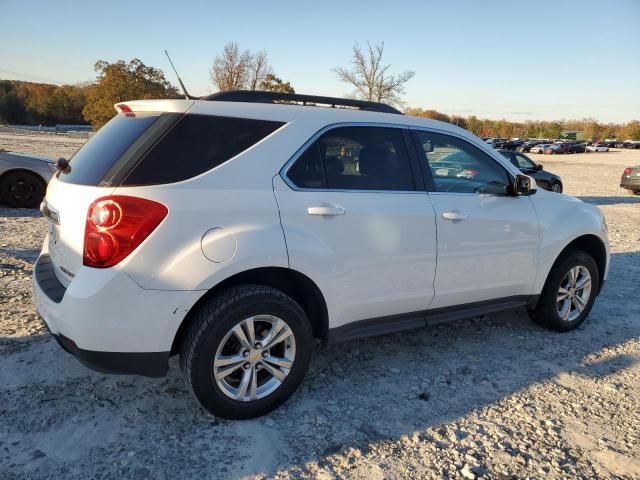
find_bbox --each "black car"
[567,142,587,153]
[518,140,543,153]
[498,150,563,192]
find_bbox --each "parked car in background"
[501,139,524,151]
[518,141,543,153]
[544,144,569,155]
[587,144,609,152]
[485,138,507,149]
[499,150,563,192]
[622,141,640,149]
[567,142,587,153]
[530,144,552,154]
[0,150,56,208]
[620,165,640,194]
[32,91,609,419]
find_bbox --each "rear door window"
[287,126,415,191]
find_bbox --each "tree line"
[405,108,640,141]
[1,41,638,140]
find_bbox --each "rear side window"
[60,113,161,185]
[287,126,415,191]
[122,115,284,185]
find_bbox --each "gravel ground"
[1,132,639,479]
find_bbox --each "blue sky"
[2,0,639,122]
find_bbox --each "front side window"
[287,126,414,191]
[513,153,537,169]
[414,131,511,195]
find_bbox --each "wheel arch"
[0,168,47,187]
[170,267,329,355]
[549,234,607,294]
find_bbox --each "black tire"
[528,250,599,332]
[549,182,563,193]
[180,285,313,419]
[0,171,45,208]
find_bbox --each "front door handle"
[307,204,346,216]
[442,211,468,221]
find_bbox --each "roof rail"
[202,90,402,115]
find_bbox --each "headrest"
[358,146,393,176]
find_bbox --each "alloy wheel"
[213,315,296,401]
[556,266,592,322]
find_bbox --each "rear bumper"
[620,177,640,190]
[52,332,169,377]
[33,247,199,377]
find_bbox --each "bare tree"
[333,42,414,106]
[210,42,252,91]
[247,50,273,91]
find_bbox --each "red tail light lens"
[83,195,168,268]
[624,168,632,175]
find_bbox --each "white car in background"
[586,144,609,152]
[32,91,610,419]
[0,150,56,207]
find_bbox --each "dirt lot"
[1,132,639,479]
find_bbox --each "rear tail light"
[83,195,168,268]
[623,168,632,175]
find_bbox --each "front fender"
[530,191,609,293]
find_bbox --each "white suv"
[33,91,609,419]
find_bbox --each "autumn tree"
[82,59,178,128]
[405,108,450,123]
[210,42,253,91]
[259,74,295,93]
[334,42,414,106]
[247,50,273,90]
[210,42,294,94]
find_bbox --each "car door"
[273,125,438,329]
[411,129,540,309]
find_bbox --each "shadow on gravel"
[1,253,638,479]
[578,195,640,205]
[0,246,40,264]
[0,206,42,218]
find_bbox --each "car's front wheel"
[180,285,313,419]
[528,250,599,332]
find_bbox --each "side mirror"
[56,157,70,174]
[535,163,543,171]
[510,174,536,196]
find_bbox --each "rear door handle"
[307,204,346,216]
[442,211,468,221]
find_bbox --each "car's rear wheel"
[0,171,45,208]
[528,250,599,332]
[180,285,313,419]
[550,182,563,193]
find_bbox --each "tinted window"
[414,131,510,194]
[122,115,284,185]
[287,144,325,188]
[59,113,161,185]
[288,126,414,191]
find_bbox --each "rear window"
[121,115,284,186]
[60,113,162,185]
[59,113,284,186]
